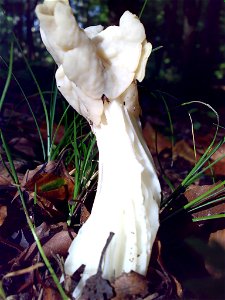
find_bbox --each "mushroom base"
[64,99,161,298]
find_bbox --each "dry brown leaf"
[185,183,225,220]
[9,137,36,158]
[15,228,76,263]
[143,294,159,300]
[0,175,11,186]
[209,229,225,249]
[210,144,225,175]
[173,135,225,176]
[40,122,65,145]
[205,229,225,279]
[148,239,183,299]
[40,230,76,258]
[143,122,171,154]
[4,262,44,278]
[80,273,114,300]
[80,233,115,300]
[43,287,62,300]
[173,140,198,164]
[185,183,224,202]
[13,161,75,218]
[43,230,74,258]
[0,160,24,183]
[80,205,90,224]
[34,194,66,219]
[0,205,7,226]
[111,271,149,300]
[24,161,74,202]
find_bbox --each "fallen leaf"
[24,161,74,202]
[173,140,198,164]
[143,294,159,300]
[80,233,115,300]
[64,265,85,295]
[23,229,76,261]
[81,273,114,300]
[185,183,225,221]
[111,271,149,300]
[210,144,225,175]
[149,239,183,299]
[0,160,25,183]
[0,205,7,226]
[9,137,36,158]
[205,229,225,278]
[13,160,75,219]
[209,229,225,249]
[40,122,65,145]
[4,262,44,278]
[143,122,171,154]
[80,205,90,224]
[0,175,11,186]
[11,225,76,266]
[43,287,62,300]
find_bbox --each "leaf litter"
[1,100,225,299]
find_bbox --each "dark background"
[0,3,225,298]
[0,0,225,109]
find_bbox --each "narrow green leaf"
[0,131,68,300]
[39,178,67,192]
[139,0,149,19]
[13,34,50,161]
[193,214,225,222]
[184,180,225,210]
[0,41,13,111]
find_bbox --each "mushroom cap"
[36,2,152,125]
[56,66,103,125]
[93,11,152,99]
[36,0,104,124]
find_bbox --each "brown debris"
[143,122,171,154]
[205,229,225,279]
[43,287,62,300]
[185,182,225,220]
[14,225,76,263]
[0,205,7,226]
[80,205,90,224]
[11,160,76,219]
[111,271,149,300]
[80,273,114,300]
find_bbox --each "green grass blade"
[183,138,225,187]
[51,121,74,161]
[0,280,6,300]
[180,101,219,185]
[184,180,225,210]
[13,34,50,160]
[0,130,19,184]
[161,136,224,211]
[50,85,58,143]
[193,214,225,222]
[139,0,149,19]
[81,136,96,179]
[0,41,13,112]
[160,93,175,161]
[177,135,223,190]
[188,113,197,163]
[185,147,225,186]
[49,103,70,160]
[189,194,225,213]
[0,58,46,160]
[152,46,163,53]
[0,131,69,300]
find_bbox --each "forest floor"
[0,87,225,300]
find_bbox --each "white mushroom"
[36,1,161,298]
